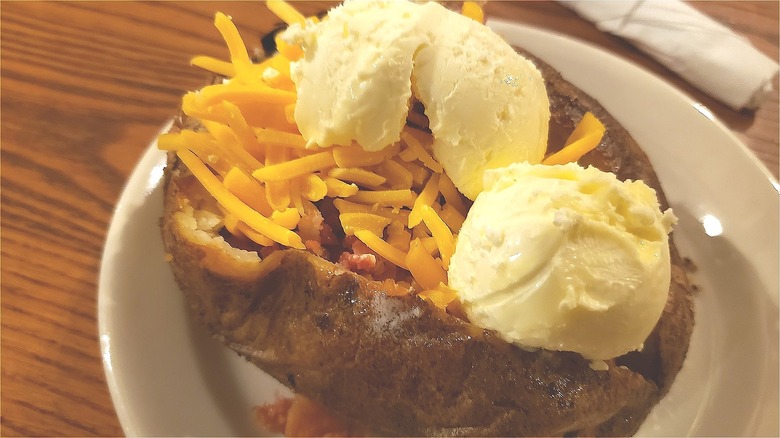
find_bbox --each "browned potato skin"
[161,52,695,436]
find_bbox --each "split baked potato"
[160,42,694,434]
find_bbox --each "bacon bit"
[254,397,293,434]
[338,252,377,272]
[255,395,361,437]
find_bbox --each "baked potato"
[160,2,694,436]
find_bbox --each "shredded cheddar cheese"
[374,159,413,189]
[328,168,386,188]
[191,55,235,77]
[401,128,442,173]
[177,150,304,249]
[223,167,273,215]
[162,0,606,314]
[267,0,307,26]
[252,151,337,182]
[408,174,440,228]
[355,230,408,269]
[324,177,359,198]
[543,112,606,165]
[420,205,455,268]
[340,212,392,237]
[298,174,326,201]
[461,1,484,23]
[406,238,447,290]
[418,284,459,310]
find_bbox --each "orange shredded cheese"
[223,167,273,215]
[327,168,386,188]
[339,212,392,237]
[542,112,606,165]
[254,128,307,150]
[266,0,307,26]
[398,146,418,162]
[264,143,292,211]
[161,4,607,314]
[406,238,447,290]
[420,236,439,254]
[236,221,276,246]
[298,174,327,201]
[332,199,409,224]
[386,220,412,252]
[418,284,459,310]
[373,159,414,189]
[323,177,359,198]
[401,128,442,173]
[439,204,466,233]
[275,33,304,61]
[349,189,416,208]
[460,1,484,23]
[437,173,468,216]
[214,12,253,79]
[222,211,241,234]
[354,230,408,269]
[408,174,440,228]
[420,205,456,268]
[252,151,337,182]
[332,145,393,168]
[191,55,235,77]
[271,208,301,229]
[177,150,304,249]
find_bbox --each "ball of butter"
[282,0,550,200]
[448,162,677,361]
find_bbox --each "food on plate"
[159,0,695,435]
[450,162,678,361]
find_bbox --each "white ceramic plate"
[99,21,780,436]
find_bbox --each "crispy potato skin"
[160,51,695,436]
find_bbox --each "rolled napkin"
[557,0,778,110]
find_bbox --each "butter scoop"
[449,162,677,360]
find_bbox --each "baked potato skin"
[163,205,657,436]
[162,172,685,436]
[160,50,695,436]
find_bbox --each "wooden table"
[2,1,777,436]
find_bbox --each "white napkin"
[558,0,778,110]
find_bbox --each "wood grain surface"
[1,1,777,436]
